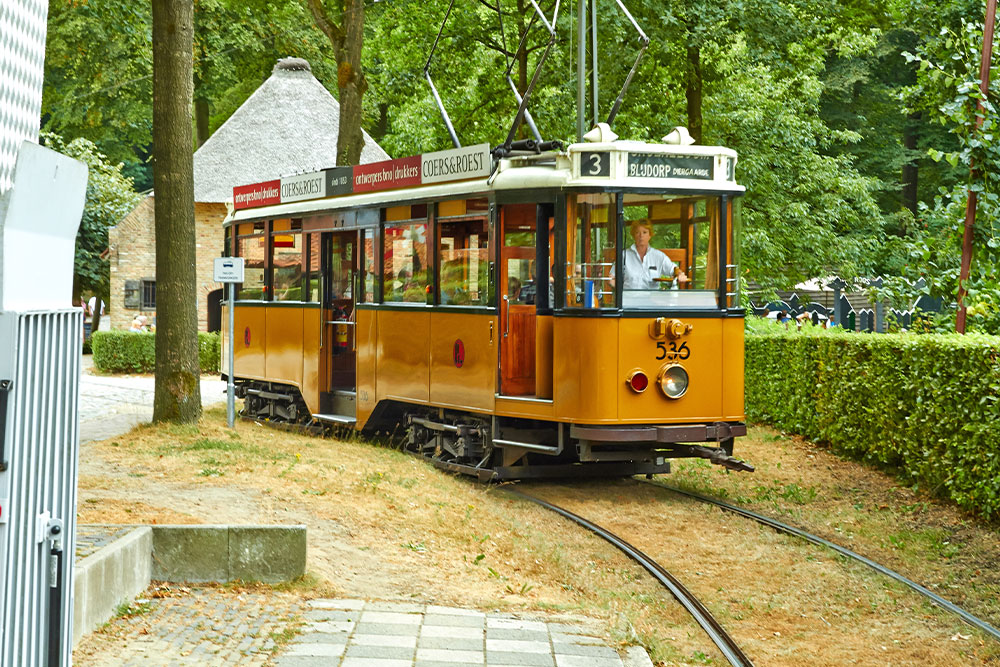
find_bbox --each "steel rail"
[506,488,754,667]
[646,481,1000,643]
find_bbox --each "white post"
[227,281,235,428]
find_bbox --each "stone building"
[108,58,389,331]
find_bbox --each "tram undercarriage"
[232,380,752,480]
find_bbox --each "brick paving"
[75,524,137,560]
[73,585,304,667]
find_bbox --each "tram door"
[499,203,552,397]
[323,230,358,415]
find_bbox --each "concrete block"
[229,525,306,583]
[151,525,229,583]
[72,527,153,646]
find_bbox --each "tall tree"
[304,0,367,165]
[152,0,201,423]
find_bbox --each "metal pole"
[591,0,599,126]
[227,281,235,427]
[577,0,586,141]
[956,0,996,333]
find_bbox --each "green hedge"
[92,331,220,374]
[746,322,1000,518]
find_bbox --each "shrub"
[92,331,221,375]
[746,325,1000,518]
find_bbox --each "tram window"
[236,231,266,300]
[361,229,376,304]
[566,193,617,309]
[383,221,430,303]
[306,232,321,302]
[272,219,303,302]
[438,217,489,306]
[620,193,723,309]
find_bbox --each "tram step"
[313,413,357,425]
[321,390,356,417]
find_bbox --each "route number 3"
[656,341,690,361]
[581,152,610,177]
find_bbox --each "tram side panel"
[376,310,431,404]
[616,317,724,424]
[551,318,620,422]
[233,305,267,381]
[264,307,304,393]
[355,308,378,425]
[721,317,745,421]
[301,306,323,414]
[428,313,496,413]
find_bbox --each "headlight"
[658,364,689,399]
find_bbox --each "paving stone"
[305,620,356,634]
[420,625,484,640]
[416,647,485,663]
[485,628,549,641]
[554,654,623,667]
[426,605,486,618]
[552,643,620,658]
[352,633,419,648]
[486,639,550,654]
[485,651,556,666]
[418,635,484,651]
[355,622,422,636]
[365,601,427,613]
[341,658,412,667]
[303,609,361,622]
[360,610,424,625]
[346,643,418,660]
[486,619,547,632]
[423,613,486,628]
[549,632,605,645]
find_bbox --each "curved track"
[506,488,754,667]
[645,481,1000,643]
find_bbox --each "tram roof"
[224,139,744,226]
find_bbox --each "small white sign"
[214,257,245,283]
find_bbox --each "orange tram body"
[221,135,750,480]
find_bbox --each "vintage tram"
[221,127,750,479]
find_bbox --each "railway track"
[641,479,1000,643]
[506,487,755,667]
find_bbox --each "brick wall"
[109,196,227,332]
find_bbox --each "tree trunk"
[152,0,202,423]
[685,43,703,144]
[336,0,366,166]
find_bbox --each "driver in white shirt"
[611,220,688,289]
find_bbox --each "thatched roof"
[193,58,390,203]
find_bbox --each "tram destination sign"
[233,144,492,211]
[627,153,714,181]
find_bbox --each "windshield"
[620,192,724,310]
[563,192,732,311]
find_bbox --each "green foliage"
[746,329,1000,518]
[92,331,220,374]
[41,133,140,303]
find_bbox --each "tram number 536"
[656,341,690,361]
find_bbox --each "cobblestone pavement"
[75,524,136,560]
[73,585,305,667]
[79,354,227,442]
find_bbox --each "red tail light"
[626,370,648,393]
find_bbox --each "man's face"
[632,226,651,247]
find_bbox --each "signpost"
[213,257,244,427]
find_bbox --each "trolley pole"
[956,0,996,334]
[214,257,244,427]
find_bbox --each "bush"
[746,324,1000,518]
[92,330,220,375]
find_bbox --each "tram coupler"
[684,445,755,472]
